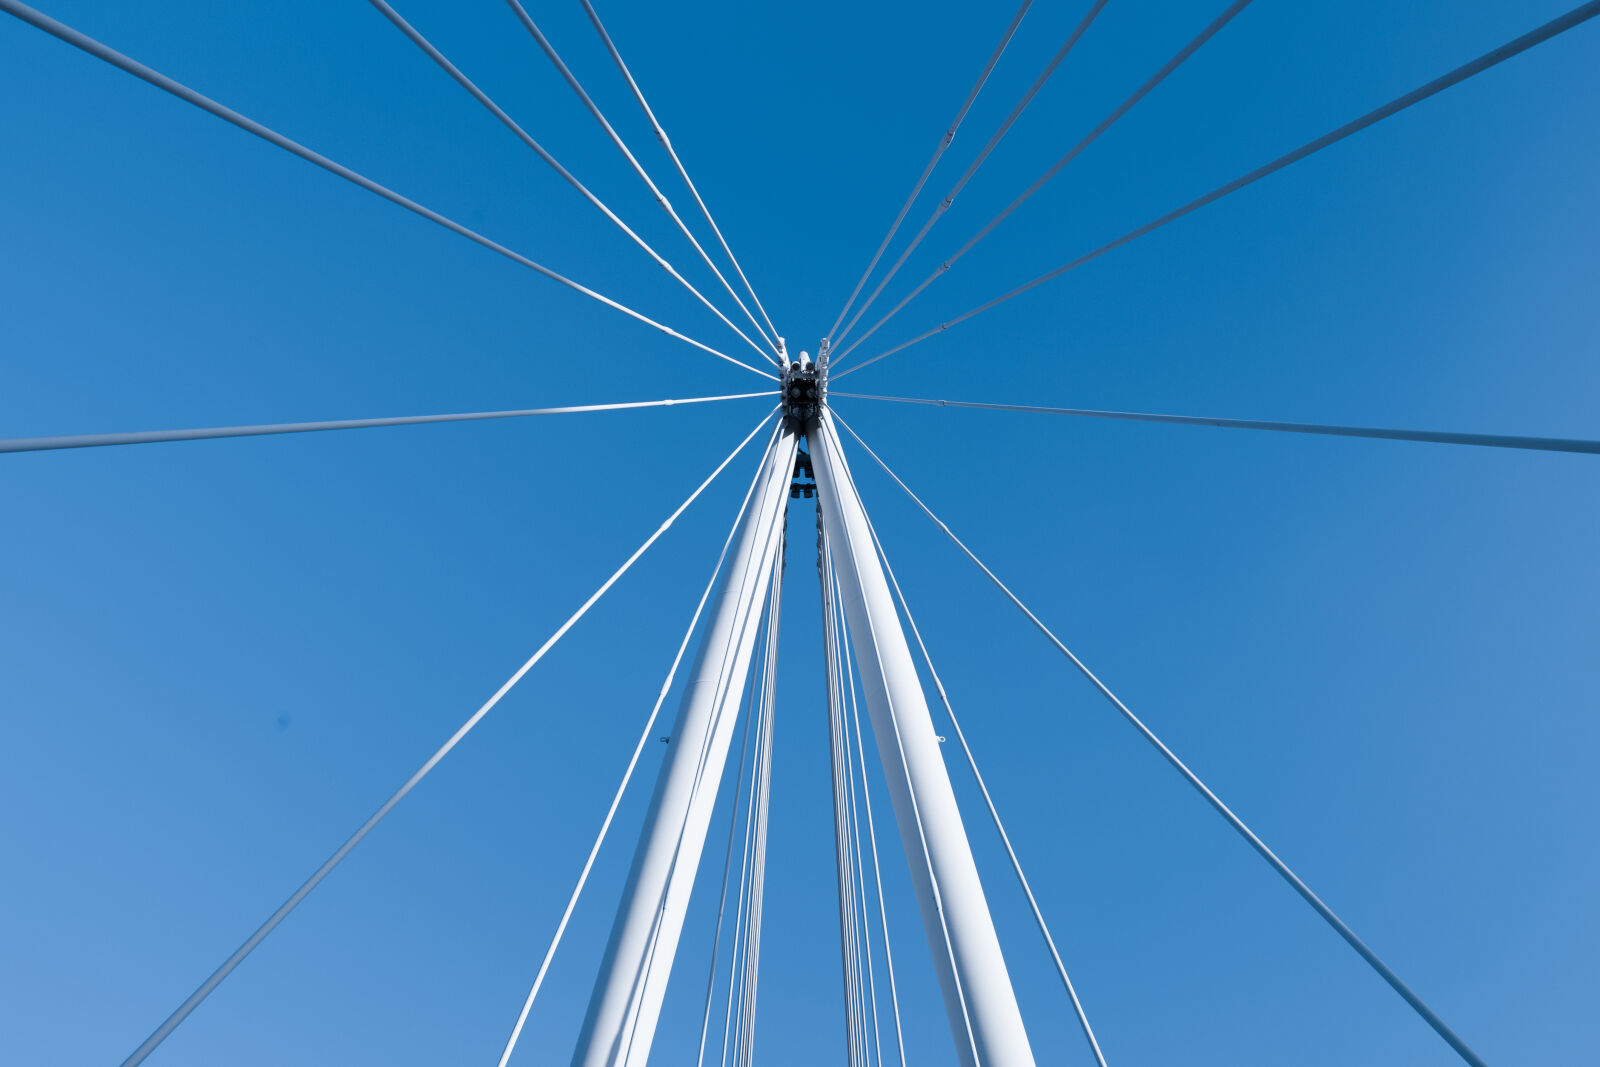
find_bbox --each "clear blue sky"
[3,1,1597,1063]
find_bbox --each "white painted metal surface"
[571,426,798,1067]
[810,411,1036,1067]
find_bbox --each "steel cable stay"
[839,586,910,1067]
[694,641,764,1067]
[368,0,774,365]
[822,546,872,1067]
[0,0,774,381]
[859,507,1108,1067]
[833,0,1600,382]
[110,409,778,1067]
[832,411,1490,1067]
[734,571,783,1066]
[830,392,1600,456]
[833,0,1253,364]
[577,0,781,346]
[832,563,891,1067]
[816,443,985,1067]
[831,0,1110,352]
[841,611,884,1067]
[492,418,781,1067]
[0,392,777,456]
[618,525,777,1067]
[827,0,1037,343]
[505,0,781,360]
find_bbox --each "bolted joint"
[780,348,825,434]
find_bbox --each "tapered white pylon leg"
[571,426,798,1067]
[811,410,1036,1067]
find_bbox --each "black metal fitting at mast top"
[780,355,823,434]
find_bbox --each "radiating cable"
[504,0,780,360]
[832,0,1109,350]
[368,0,773,364]
[494,419,781,1067]
[834,0,1600,380]
[827,0,1036,341]
[694,651,764,1067]
[113,409,777,1067]
[821,548,868,1067]
[577,0,781,344]
[0,0,772,380]
[861,508,1108,1067]
[831,392,1600,456]
[0,392,776,455]
[833,0,1251,363]
[837,569,909,1067]
[833,411,1489,1067]
[736,567,783,1066]
[820,424,982,1067]
[837,578,886,1067]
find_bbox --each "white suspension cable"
[830,392,1600,456]
[822,547,869,1067]
[577,0,781,344]
[0,392,776,455]
[113,409,777,1067]
[861,508,1108,1067]
[368,0,773,365]
[839,528,983,1067]
[619,456,787,1063]
[503,0,780,361]
[833,0,1600,381]
[833,0,1249,363]
[837,569,908,1067]
[494,419,782,1067]
[0,1,774,381]
[694,654,764,1067]
[836,570,886,1067]
[735,565,783,1067]
[719,679,765,1067]
[830,0,1110,352]
[833,411,1490,1067]
[827,0,1036,342]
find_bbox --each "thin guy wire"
[720,683,764,1067]
[695,645,764,1067]
[114,409,777,1067]
[494,419,781,1067]
[0,392,776,455]
[834,0,1600,381]
[827,0,1036,341]
[837,575,886,1067]
[833,0,1251,363]
[505,0,780,360]
[831,392,1600,456]
[577,0,781,344]
[833,411,1490,1067]
[818,416,982,1067]
[861,508,1108,1067]
[838,583,908,1067]
[737,567,784,1066]
[821,550,867,1067]
[722,599,774,1067]
[618,435,791,1066]
[0,0,772,381]
[369,0,773,364]
[831,0,1110,351]
[614,434,789,1067]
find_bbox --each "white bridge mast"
[571,422,798,1067]
[812,405,1036,1067]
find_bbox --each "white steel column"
[811,410,1036,1067]
[572,427,798,1067]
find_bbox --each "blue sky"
[2,0,1597,1063]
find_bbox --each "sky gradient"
[2,1,1598,1064]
